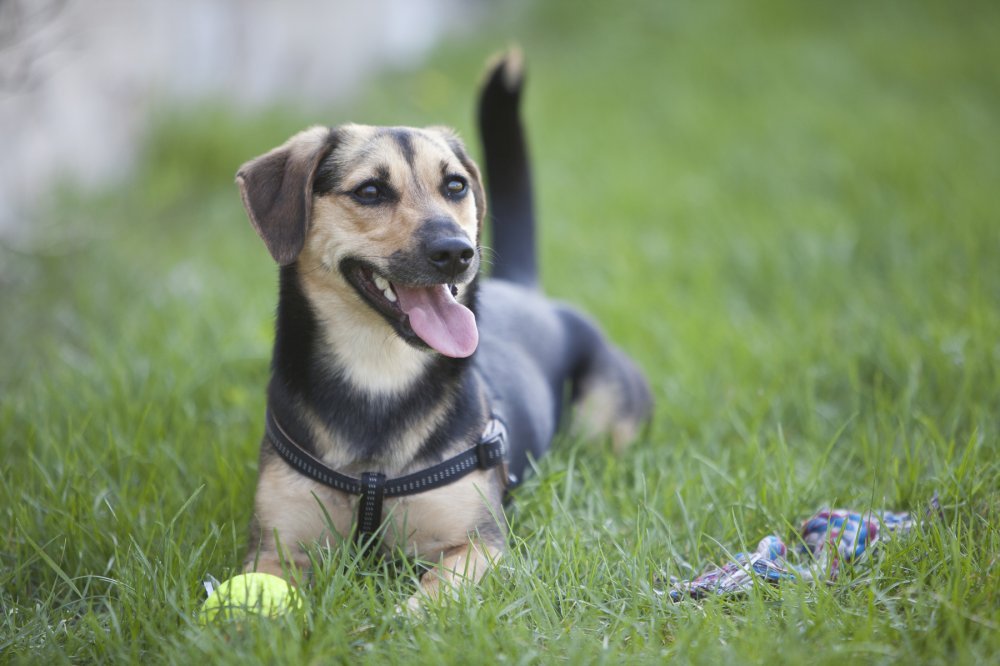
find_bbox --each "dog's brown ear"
[236,126,335,265]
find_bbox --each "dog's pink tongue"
[394,284,478,358]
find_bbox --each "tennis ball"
[199,573,302,624]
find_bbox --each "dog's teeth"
[383,286,397,302]
[374,275,389,291]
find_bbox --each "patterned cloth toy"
[669,496,938,601]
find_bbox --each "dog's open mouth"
[341,259,479,358]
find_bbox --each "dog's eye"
[443,176,468,199]
[354,182,382,202]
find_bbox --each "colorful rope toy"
[669,495,940,601]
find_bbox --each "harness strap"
[264,409,507,543]
[357,472,386,540]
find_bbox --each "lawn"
[2,0,999,663]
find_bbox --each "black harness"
[264,409,508,543]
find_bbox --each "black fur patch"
[268,265,487,465]
[412,378,487,463]
[384,128,416,168]
[312,129,344,196]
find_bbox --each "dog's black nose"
[426,237,475,277]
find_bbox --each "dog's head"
[237,124,485,358]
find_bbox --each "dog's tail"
[478,48,538,288]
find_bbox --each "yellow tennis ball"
[199,573,302,624]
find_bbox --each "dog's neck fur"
[267,264,486,473]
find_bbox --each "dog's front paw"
[392,591,430,618]
[404,592,427,614]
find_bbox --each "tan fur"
[380,469,502,556]
[247,457,354,576]
[297,239,432,397]
[247,455,503,586]
[573,378,642,453]
[406,540,503,611]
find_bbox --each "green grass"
[3,0,999,662]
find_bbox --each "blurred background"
[0,0,480,240]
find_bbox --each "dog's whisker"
[475,246,498,270]
[298,263,330,277]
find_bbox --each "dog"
[235,52,652,608]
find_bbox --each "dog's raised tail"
[478,49,538,288]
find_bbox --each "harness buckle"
[477,418,507,469]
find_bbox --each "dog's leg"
[243,508,313,581]
[243,452,353,581]
[406,539,503,611]
[558,306,653,452]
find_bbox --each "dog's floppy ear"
[236,126,336,265]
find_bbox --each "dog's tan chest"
[380,469,499,557]
[252,457,498,564]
